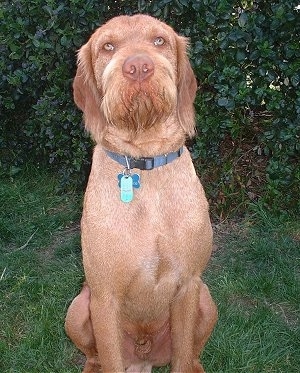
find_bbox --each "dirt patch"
[265,301,299,330]
[212,220,250,253]
[71,351,85,369]
[38,222,80,262]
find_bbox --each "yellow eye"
[103,43,114,51]
[154,37,165,46]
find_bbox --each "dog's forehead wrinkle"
[99,16,175,46]
[96,31,119,45]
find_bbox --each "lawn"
[0,167,299,372]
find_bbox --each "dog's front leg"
[90,294,124,373]
[170,277,204,373]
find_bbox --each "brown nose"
[122,55,154,81]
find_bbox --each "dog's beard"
[101,75,176,133]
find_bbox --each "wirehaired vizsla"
[65,14,217,373]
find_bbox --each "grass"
[0,167,299,372]
[203,216,300,372]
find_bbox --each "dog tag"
[120,175,134,203]
[131,174,141,188]
[118,173,140,189]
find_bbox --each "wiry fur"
[65,14,217,373]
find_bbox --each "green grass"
[0,167,83,372]
[0,167,299,372]
[202,216,300,372]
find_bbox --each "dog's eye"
[154,37,165,46]
[103,43,114,51]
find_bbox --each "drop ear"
[176,36,198,138]
[73,42,106,142]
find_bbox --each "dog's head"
[74,14,197,143]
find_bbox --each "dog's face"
[74,15,197,142]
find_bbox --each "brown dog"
[65,14,217,373]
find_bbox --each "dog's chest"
[122,250,182,321]
[82,150,212,318]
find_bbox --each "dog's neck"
[100,119,187,159]
[105,147,184,171]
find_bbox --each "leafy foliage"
[1,0,299,214]
[0,0,136,185]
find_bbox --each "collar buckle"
[131,157,154,170]
[105,147,184,171]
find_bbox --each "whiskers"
[102,81,175,133]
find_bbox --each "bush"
[1,0,299,214]
[0,0,137,186]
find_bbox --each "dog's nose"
[122,55,154,81]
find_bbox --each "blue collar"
[105,147,184,170]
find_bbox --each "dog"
[65,14,217,373]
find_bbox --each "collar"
[105,146,184,170]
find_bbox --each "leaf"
[258,67,266,76]
[236,50,246,62]
[60,35,69,47]
[217,97,235,110]
[249,50,260,60]
[194,41,204,53]
[206,11,216,25]
[238,12,248,28]
[178,0,189,6]
[137,0,146,12]
[32,39,40,48]
[291,74,300,87]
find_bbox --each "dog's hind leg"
[170,277,203,373]
[170,278,217,373]
[194,282,218,356]
[65,283,101,373]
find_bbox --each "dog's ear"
[176,36,198,138]
[73,42,106,141]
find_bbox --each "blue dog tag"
[120,175,134,203]
[131,174,141,189]
[118,173,140,189]
[118,171,140,203]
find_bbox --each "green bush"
[0,0,137,186]
[1,0,299,214]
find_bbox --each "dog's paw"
[126,362,152,372]
[82,359,102,373]
[191,360,205,373]
[171,360,205,373]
